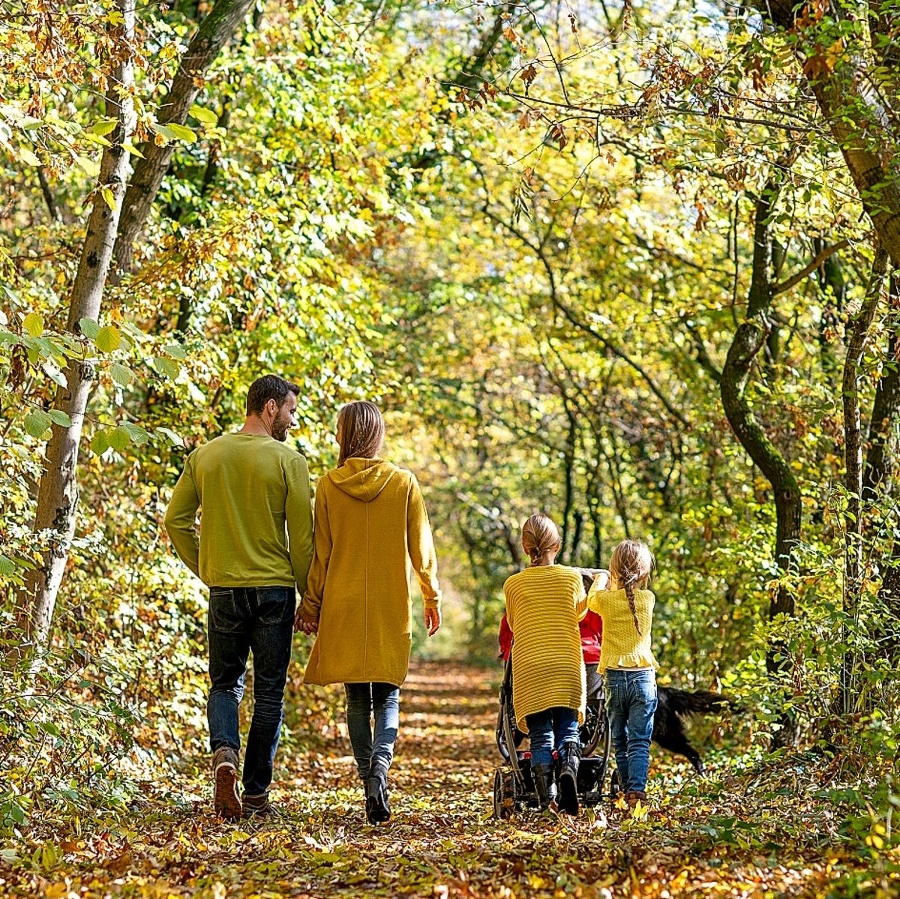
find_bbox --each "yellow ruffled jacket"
[587,585,658,672]
[503,565,588,732]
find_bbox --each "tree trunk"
[808,80,900,269]
[868,275,900,670]
[840,248,888,715]
[863,275,900,501]
[111,0,256,278]
[560,405,577,560]
[720,169,802,744]
[20,0,137,646]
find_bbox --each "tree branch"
[773,239,851,296]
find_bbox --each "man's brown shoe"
[213,747,242,821]
[242,792,275,819]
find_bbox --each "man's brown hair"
[246,375,300,416]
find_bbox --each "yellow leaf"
[75,154,100,178]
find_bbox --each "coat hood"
[326,458,399,502]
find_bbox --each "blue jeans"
[207,586,294,797]
[525,706,580,770]
[605,668,658,793]
[345,682,400,781]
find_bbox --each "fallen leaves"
[0,662,893,898]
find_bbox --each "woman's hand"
[424,606,441,637]
[294,606,318,635]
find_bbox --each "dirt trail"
[290,659,501,811]
[2,660,858,898]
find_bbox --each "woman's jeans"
[207,586,294,797]
[525,706,580,770]
[605,667,658,793]
[345,682,400,781]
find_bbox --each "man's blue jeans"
[605,668,658,793]
[207,586,294,797]
[525,706,580,770]
[344,682,400,781]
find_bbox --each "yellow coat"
[503,565,588,732]
[301,458,441,687]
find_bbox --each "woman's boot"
[558,740,581,815]
[366,759,391,824]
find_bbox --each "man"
[165,375,314,820]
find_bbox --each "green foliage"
[0,0,899,880]
[0,621,139,834]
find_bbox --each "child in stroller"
[493,568,611,818]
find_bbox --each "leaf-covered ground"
[1,661,896,898]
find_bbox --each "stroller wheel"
[493,769,516,819]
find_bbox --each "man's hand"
[425,606,441,637]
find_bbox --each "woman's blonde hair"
[521,513,562,566]
[337,401,385,466]
[609,539,655,635]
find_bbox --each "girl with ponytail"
[503,514,589,815]
[587,539,658,807]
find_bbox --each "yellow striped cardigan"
[503,565,588,732]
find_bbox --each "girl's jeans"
[525,706,580,770]
[605,667,658,793]
[206,586,294,797]
[345,682,400,781]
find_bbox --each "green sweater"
[164,433,314,592]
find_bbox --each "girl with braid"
[587,539,658,806]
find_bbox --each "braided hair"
[337,401,385,465]
[609,540,655,636]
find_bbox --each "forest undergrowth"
[1,660,897,899]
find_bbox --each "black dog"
[653,686,734,773]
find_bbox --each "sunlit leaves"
[24,410,52,439]
[189,105,218,126]
[152,122,197,145]
[94,326,121,353]
[88,119,118,137]
[109,363,133,387]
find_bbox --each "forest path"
[3,660,859,898]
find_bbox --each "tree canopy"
[1,0,899,894]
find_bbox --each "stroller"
[492,653,612,818]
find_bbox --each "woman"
[297,401,441,824]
